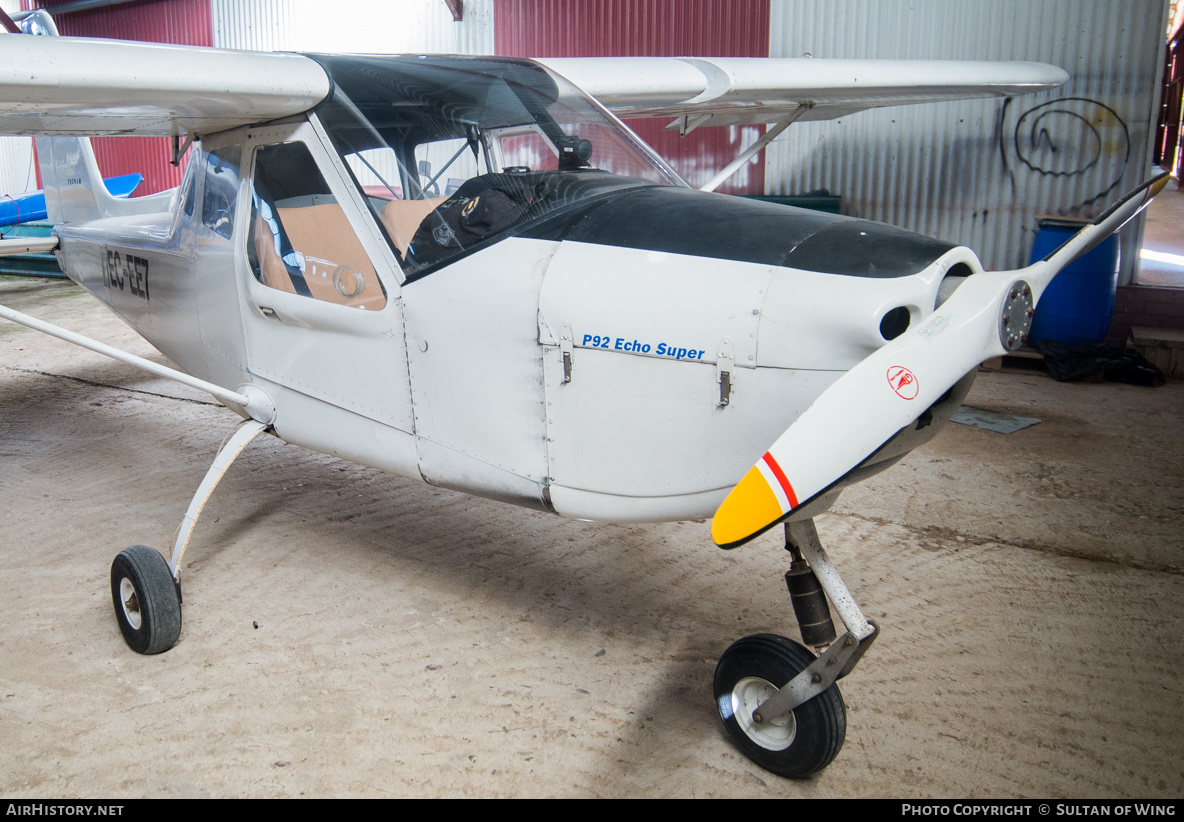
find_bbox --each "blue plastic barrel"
[1027,218,1120,346]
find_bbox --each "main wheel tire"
[110,545,181,655]
[714,633,846,778]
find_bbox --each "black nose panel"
[554,185,954,279]
[783,219,955,279]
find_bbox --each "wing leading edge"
[0,35,330,136]
[539,57,1070,128]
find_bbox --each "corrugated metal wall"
[0,0,35,197]
[26,0,214,195]
[763,0,1169,284]
[211,0,493,56]
[494,0,770,195]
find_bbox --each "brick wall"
[1108,286,1184,344]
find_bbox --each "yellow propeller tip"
[711,456,798,548]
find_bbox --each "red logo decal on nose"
[887,366,919,400]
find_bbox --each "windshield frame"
[307,54,686,282]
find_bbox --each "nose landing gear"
[714,518,878,778]
[714,633,848,777]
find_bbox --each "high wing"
[539,56,1070,127]
[0,35,328,136]
[0,35,1066,138]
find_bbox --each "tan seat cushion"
[270,203,386,310]
[380,196,447,259]
[253,213,298,296]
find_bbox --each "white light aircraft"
[0,10,1168,778]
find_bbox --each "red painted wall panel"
[26,0,213,194]
[495,0,770,194]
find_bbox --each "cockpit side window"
[247,141,387,311]
[201,147,240,239]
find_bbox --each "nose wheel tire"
[110,545,181,655]
[714,633,846,778]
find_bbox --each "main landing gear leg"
[110,419,269,654]
[714,518,879,777]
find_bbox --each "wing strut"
[0,236,58,255]
[699,106,810,193]
[0,302,275,423]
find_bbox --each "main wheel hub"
[119,577,142,629]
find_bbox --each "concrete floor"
[1,278,1182,798]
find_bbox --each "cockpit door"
[236,121,414,437]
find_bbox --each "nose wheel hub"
[732,676,797,750]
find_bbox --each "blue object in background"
[1028,218,1120,346]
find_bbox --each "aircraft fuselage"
[47,54,985,523]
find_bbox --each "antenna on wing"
[18,9,58,36]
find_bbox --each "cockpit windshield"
[308,54,685,281]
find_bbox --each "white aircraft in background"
[0,9,1166,778]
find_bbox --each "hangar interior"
[0,0,1181,799]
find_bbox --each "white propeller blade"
[712,172,1172,549]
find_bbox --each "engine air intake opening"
[879,306,911,341]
